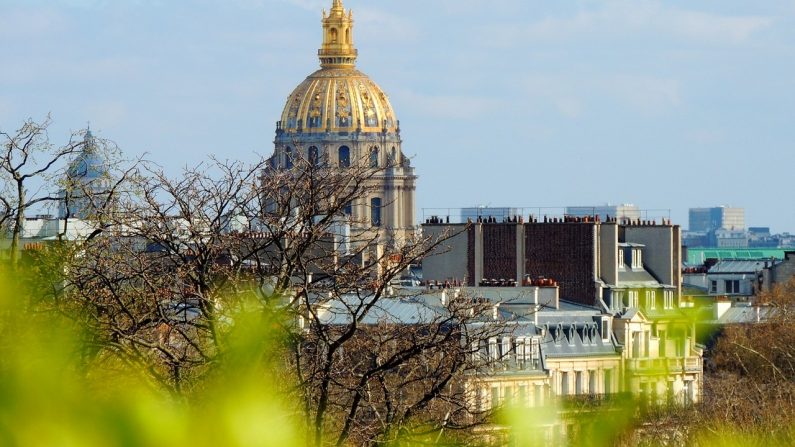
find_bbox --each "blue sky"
[2,0,794,231]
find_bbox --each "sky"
[2,0,794,232]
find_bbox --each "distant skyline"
[2,0,794,232]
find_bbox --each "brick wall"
[524,223,597,306]
[467,226,476,286]
[482,224,518,282]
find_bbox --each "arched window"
[330,28,338,44]
[389,147,397,166]
[308,146,319,166]
[369,147,379,168]
[370,197,382,227]
[338,146,350,167]
[345,28,351,44]
[284,147,293,169]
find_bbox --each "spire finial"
[83,122,97,153]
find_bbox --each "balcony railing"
[627,356,702,372]
[318,49,359,57]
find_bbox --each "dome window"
[308,146,320,166]
[338,146,350,167]
[284,147,293,169]
[370,197,382,227]
[369,147,379,168]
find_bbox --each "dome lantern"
[319,0,357,68]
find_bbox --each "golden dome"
[278,0,398,134]
[280,68,398,133]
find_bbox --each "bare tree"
[32,145,508,446]
[294,288,506,447]
[0,116,83,266]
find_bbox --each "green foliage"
[0,266,302,447]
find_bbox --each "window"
[666,381,675,405]
[632,331,642,358]
[369,147,379,167]
[601,318,610,341]
[308,146,319,166]
[684,381,694,406]
[604,369,613,394]
[515,338,526,366]
[575,371,583,395]
[628,290,639,308]
[561,372,570,395]
[632,248,643,269]
[618,249,625,268]
[589,371,597,395]
[646,290,656,310]
[284,147,293,169]
[710,280,718,294]
[343,201,353,216]
[725,279,740,294]
[501,337,511,362]
[370,197,382,227]
[612,291,624,310]
[491,386,500,408]
[330,28,338,43]
[518,385,528,407]
[664,291,674,310]
[504,386,513,405]
[338,146,350,167]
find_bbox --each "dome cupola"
[319,0,357,68]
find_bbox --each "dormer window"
[632,248,643,269]
[601,317,610,342]
[618,249,625,268]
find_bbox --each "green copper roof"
[687,248,793,265]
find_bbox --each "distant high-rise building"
[566,204,641,224]
[688,206,745,232]
[686,206,747,248]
